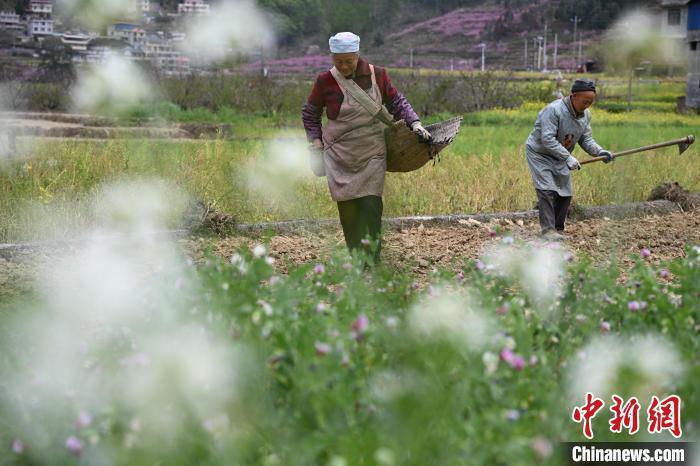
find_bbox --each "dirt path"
[188,210,700,273]
[1,210,697,300]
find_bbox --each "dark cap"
[571,78,596,93]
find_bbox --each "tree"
[38,37,75,85]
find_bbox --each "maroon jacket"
[301,57,420,142]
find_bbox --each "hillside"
[264,0,658,72]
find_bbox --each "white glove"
[411,121,432,142]
[566,155,581,170]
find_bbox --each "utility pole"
[524,38,528,70]
[533,37,537,70]
[571,15,581,70]
[479,43,486,71]
[536,36,543,70]
[543,24,548,72]
[260,44,266,77]
[553,33,558,69]
[409,48,414,69]
[578,32,584,72]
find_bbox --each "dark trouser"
[337,195,383,263]
[536,189,572,234]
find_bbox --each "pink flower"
[495,303,510,315]
[74,410,92,429]
[659,269,669,279]
[314,341,332,357]
[532,436,553,459]
[510,355,525,370]
[313,263,325,274]
[351,314,369,340]
[501,348,525,370]
[360,238,370,246]
[488,230,497,238]
[456,270,465,281]
[628,301,641,312]
[65,436,83,455]
[500,348,514,363]
[475,259,486,271]
[12,439,24,454]
[640,248,651,259]
[600,321,611,332]
[342,262,353,271]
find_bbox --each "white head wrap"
[329,32,360,53]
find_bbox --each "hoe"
[580,135,695,166]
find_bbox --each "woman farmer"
[302,32,430,262]
[525,78,613,237]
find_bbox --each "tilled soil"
[1,210,698,300]
[188,210,700,273]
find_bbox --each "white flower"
[229,253,248,274]
[567,334,684,399]
[253,244,267,258]
[257,300,273,316]
[409,287,493,351]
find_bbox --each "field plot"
[0,78,698,465]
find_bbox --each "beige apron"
[322,65,387,202]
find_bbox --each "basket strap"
[330,66,395,128]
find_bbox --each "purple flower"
[659,268,669,279]
[314,341,332,357]
[510,355,525,371]
[532,436,553,459]
[628,301,641,312]
[475,259,486,271]
[75,410,92,429]
[600,321,611,332]
[640,248,651,259]
[65,436,83,455]
[12,439,24,454]
[500,348,525,370]
[495,303,510,315]
[351,314,369,340]
[502,236,514,245]
[313,263,325,274]
[505,409,520,421]
[500,348,514,364]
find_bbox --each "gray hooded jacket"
[525,96,603,196]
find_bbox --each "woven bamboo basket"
[385,116,463,172]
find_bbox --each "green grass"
[0,76,697,242]
[2,106,698,242]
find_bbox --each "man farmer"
[525,78,613,237]
[301,32,430,262]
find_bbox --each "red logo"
[572,394,682,439]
